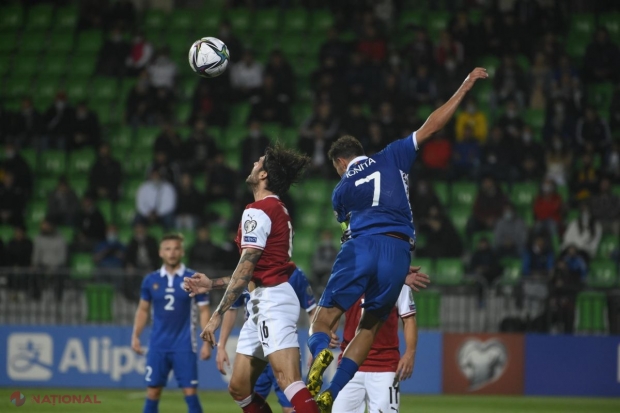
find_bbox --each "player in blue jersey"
[131,233,211,413]
[215,268,328,413]
[306,67,488,412]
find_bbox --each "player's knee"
[146,386,163,399]
[228,380,249,401]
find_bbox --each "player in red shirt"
[184,144,319,413]
[332,285,417,413]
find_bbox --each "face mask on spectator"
[522,132,532,143]
[107,233,118,243]
[542,184,553,194]
[503,210,514,220]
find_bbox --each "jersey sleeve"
[140,276,151,302]
[290,270,317,312]
[381,132,419,172]
[239,207,272,250]
[332,185,349,224]
[230,292,248,310]
[397,285,416,318]
[195,292,210,306]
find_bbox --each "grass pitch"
[1,388,618,412]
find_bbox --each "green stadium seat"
[0,32,18,54]
[144,9,167,31]
[199,8,222,32]
[209,224,228,246]
[26,4,53,30]
[86,283,114,322]
[148,225,164,241]
[49,32,74,54]
[124,154,151,178]
[450,205,470,239]
[523,109,545,132]
[471,231,494,249]
[293,228,317,257]
[118,226,133,244]
[122,179,143,201]
[66,78,90,102]
[279,128,299,148]
[575,291,607,333]
[399,10,424,30]
[597,235,618,259]
[68,149,96,175]
[39,151,66,176]
[279,35,305,58]
[34,177,58,199]
[0,225,13,242]
[256,10,280,33]
[297,179,331,206]
[69,176,88,197]
[570,13,595,37]
[0,5,23,30]
[97,199,113,223]
[516,54,530,71]
[224,125,247,150]
[414,290,441,328]
[20,148,37,169]
[451,182,476,208]
[13,56,39,77]
[427,11,450,37]
[175,102,192,123]
[297,205,323,230]
[180,77,199,100]
[54,6,78,31]
[283,9,307,33]
[206,200,234,222]
[135,126,160,149]
[434,258,465,286]
[565,34,589,59]
[71,253,95,280]
[92,77,118,102]
[231,103,251,125]
[432,181,449,206]
[417,104,433,120]
[44,55,68,77]
[587,260,618,288]
[109,126,134,151]
[76,31,103,54]
[116,200,136,226]
[68,55,96,78]
[588,82,614,111]
[20,31,46,53]
[499,258,522,286]
[228,9,251,33]
[27,201,47,226]
[600,13,620,39]
[91,102,111,125]
[169,9,194,32]
[57,226,75,243]
[412,257,434,274]
[511,182,538,209]
[311,10,334,33]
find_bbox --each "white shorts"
[332,371,399,413]
[236,282,300,360]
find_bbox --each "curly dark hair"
[263,143,311,196]
[327,135,365,161]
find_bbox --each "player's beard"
[163,257,181,268]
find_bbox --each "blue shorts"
[319,235,411,320]
[254,365,291,408]
[145,350,198,388]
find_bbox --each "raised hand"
[461,67,489,92]
[183,273,212,297]
[405,266,430,292]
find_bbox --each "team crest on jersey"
[244,217,257,233]
[153,283,159,290]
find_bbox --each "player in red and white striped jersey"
[332,285,418,413]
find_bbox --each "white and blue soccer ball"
[188,37,230,78]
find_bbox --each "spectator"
[300,102,340,141]
[420,132,452,180]
[32,219,68,300]
[298,123,332,177]
[97,26,130,77]
[154,123,183,161]
[230,49,263,99]
[93,224,125,269]
[12,96,42,147]
[105,0,136,30]
[455,97,488,143]
[0,171,26,227]
[468,236,502,303]
[240,120,271,171]
[497,100,524,141]
[147,46,177,89]
[435,30,464,78]
[46,176,81,226]
[311,230,338,292]
[576,107,611,155]
[135,169,177,230]
[69,100,101,151]
[570,153,599,203]
[522,235,555,277]
[124,223,159,272]
[182,119,220,174]
[77,195,107,243]
[356,23,387,63]
[529,79,547,110]
[175,173,204,230]
[451,125,481,180]
[410,179,441,224]
[560,245,588,281]
[125,31,154,76]
[543,99,574,142]
[125,74,154,126]
[189,226,225,272]
[366,122,387,156]
[481,126,517,183]
[147,151,181,185]
[344,51,377,103]
[494,54,527,106]
[610,83,620,133]
[589,177,620,235]
[561,203,602,260]
[529,52,552,94]
[545,134,572,186]
[70,230,96,254]
[449,10,477,57]
[582,28,620,83]
[190,81,230,128]
[605,142,620,183]
[375,101,401,141]
[548,257,583,334]
[151,86,175,122]
[468,177,510,236]
[264,50,296,102]
[409,65,437,105]
[550,71,582,112]
[248,74,292,126]
[319,27,349,70]
[6,225,33,293]
[88,143,122,201]
[2,142,33,197]
[206,153,238,203]
[43,91,75,149]
[493,204,528,258]
[533,178,564,238]
[417,205,463,259]
[402,27,435,71]
[516,125,545,180]
[217,20,243,63]
[340,103,369,145]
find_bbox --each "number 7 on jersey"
[355,171,381,207]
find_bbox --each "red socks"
[288,385,319,413]
[236,393,273,413]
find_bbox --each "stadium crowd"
[1,0,620,333]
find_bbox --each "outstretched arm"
[396,315,418,381]
[416,67,488,145]
[216,308,238,374]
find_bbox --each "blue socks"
[308,332,331,359]
[143,398,159,413]
[327,357,359,399]
[185,394,203,413]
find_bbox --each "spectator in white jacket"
[230,49,263,99]
[561,203,602,261]
[134,170,176,230]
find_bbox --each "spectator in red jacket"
[420,132,452,179]
[533,178,564,238]
[356,24,386,63]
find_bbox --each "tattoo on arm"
[215,249,263,316]
[212,277,230,289]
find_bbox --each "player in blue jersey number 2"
[306,67,488,412]
[131,233,211,413]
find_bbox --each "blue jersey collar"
[160,264,186,277]
[346,156,369,171]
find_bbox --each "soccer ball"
[188,37,230,78]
